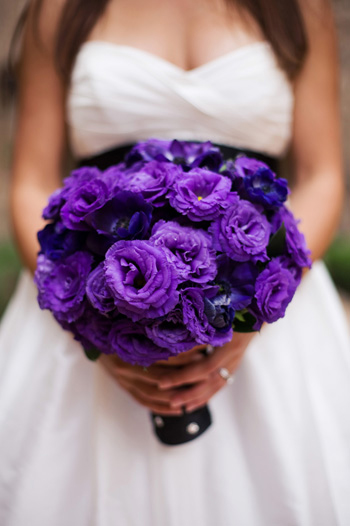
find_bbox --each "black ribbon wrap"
[78,141,279,446]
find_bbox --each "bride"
[1,0,350,524]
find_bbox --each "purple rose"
[86,191,153,240]
[100,164,129,194]
[145,307,195,352]
[42,189,67,221]
[150,220,217,283]
[104,240,179,321]
[168,168,232,221]
[43,166,105,221]
[271,207,312,268]
[234,157,289,208]
[108,318,174,366]
[73,305,115,354]
[181,286,233,346]
[124,161,182,207]
[86,263,115,314]
[210,197,270,262]
[125,138,223,172]
[253,258,298,324]
[64,166,101,190]
[34,251,93,323]
[61,178,111,230]
[278,255,303,285]
[37,222,85,260]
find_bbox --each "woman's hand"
[99,332,256,415]
[98,345,206,416]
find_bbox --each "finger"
[117,375,181,405]
[169,372,225,409]
[125,386,184,416]
[99,354,170,386]
[158,345,232,389]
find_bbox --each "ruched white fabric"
[1,41,350,526]
[67,41,294,158]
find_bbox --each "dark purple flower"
[104,240,179,321]
[42,189,67,220]
[123,161,182,207]
[108,318,175,366]
[86,263,115,313]
[86,191,153,240]
[253,258,298,324]
[278,255,303,285]
[74,304,115,354]
[181,286,233,346]
[271,207,312,268]
[125,139,172,165]
[145,307,195,352]
[215,255,259,310]
[168,168,232,221]
[34,251,93,323]
[210,197,270,262]
[125,138,224,171]
[150,220,217,283]
[61,178,110,230]
[37,222,85,260]
[64,166,101,190]
[234,157,289,208]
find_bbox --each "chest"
[86,0,265,72]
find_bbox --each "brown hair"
[12,0,308,85]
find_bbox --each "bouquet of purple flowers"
[35,139,311,444]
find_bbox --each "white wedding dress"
[1,40,350,526]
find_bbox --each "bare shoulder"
[26,0,68,50]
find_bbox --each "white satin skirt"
[0,260,350,526]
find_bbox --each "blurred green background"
[0,0,349,320]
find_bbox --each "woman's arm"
[288,0,344,262]
[10,0,67,273]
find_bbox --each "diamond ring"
[218,367,235,385]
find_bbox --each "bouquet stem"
[151,404,212,445]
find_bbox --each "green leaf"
[233,310,257,333]
[84,347,101,361]
[267,222,286,258]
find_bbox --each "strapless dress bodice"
[66,40,294,159]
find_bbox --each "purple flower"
[65,166,101,189]
[104,240,179,321]
[34,251,93,323]
[181,286,233,346]
[210,197,270,262]
[61,178,111,230]
[86,191,153,240]
[108,318,174,366]
[73,305,115,354]
[125,138,224,172]
[86,263,115,313]
[278,255,303,285]
[150,220,217,283]
[253,258,298,324]
[42,189,67,221]
[215,255,259,310]
[234,157,289,208]
[145,307,195,353]
[123,161,182,207]
[271,207,312,268]
[168,168,232,221]
[37,222,85,260]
